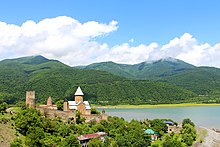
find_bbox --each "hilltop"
[79,57,195,80]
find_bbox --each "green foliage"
[82,58,220,101]
[0,102,8,114]
[88,138,104,147]
[182,133,194,146]
[13,108,80,146]
[182,118,195,127]
[91,108,100,114]
[56,99,64,110]
[150,119,168,136]
[76,110,85,124]
[60,134,80,147]
[162,134,184,147]
[11,108,197,147]
[14,108,43,135]
[181,124,196,139]
[180,119,196,146]
[10,138,23,147]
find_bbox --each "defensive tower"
[26,91,35,108]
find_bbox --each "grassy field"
[92,103,220,109]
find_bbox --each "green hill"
[159,67,220,95]
[79,58,220,98]
[80,57,195,80]
[0,56,196,105]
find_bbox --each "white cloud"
[0,16,117,65]
[0,16,220,67]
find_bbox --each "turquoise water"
[99,106,220,129]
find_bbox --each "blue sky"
[0,0,220,66]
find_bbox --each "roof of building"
[77,132,107,141]
[144,129,156,134]
[68,101,91,110]
[164,121,175,126]
[74,87,84,96]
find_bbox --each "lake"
[99,106,220,129]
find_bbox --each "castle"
[26,87,107,123]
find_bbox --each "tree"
[88,138,104,147]
[182,118,195,127]
[76,110,85,124]
[181,123,196,145]
[60,135,80,147]
[56,100,64,110]
[25,127,45,146]
[182,133,194,146]
[91,108,100,114]
[14,108,44,135]
[41,134,60,147]
[162,135,184,147]
[150,119,168,135]
[0,102,8,114]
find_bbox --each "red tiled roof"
[77,132,107,141]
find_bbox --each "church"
[64,87,91,115]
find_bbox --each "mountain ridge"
[0,55,197,105]
[78,57,196,80]
[77,57,220,97]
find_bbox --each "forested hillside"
[160,67,220,95]
[0,56,197,105]
[80,57,195,80]
[80,58,220,99]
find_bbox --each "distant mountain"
[79,57,195,80]
[0,56,196,105]
[78,58,220,97]
[3,55,50,65]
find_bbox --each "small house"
[77,132,107,147]
[144,129,158,141]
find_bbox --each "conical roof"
[74,87,84,96]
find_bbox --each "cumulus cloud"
[0,16,117,65]
[0,16,220,67]
[101,33,220,67]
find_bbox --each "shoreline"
[92,103,220,109]
[196,126,220,147]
